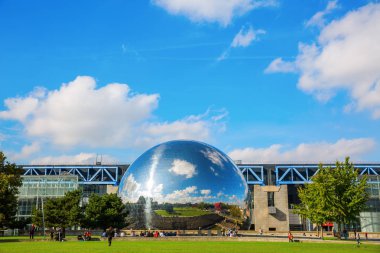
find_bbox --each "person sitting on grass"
[84,230,91,241]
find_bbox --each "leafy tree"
[295,157,369,238]
[63,190,83,227]
[32,189,82,229]
[228,205,243,219]
[163,203,174,214]
[198,202,213,210]
[83,193,127,230]
[32,207,43,227]
[0,152,23,229]
[328,157,369,237]
[295,169,334,237]
[9,217,31,230]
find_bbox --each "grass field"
[0,240,379,253]
[155,207,211,217]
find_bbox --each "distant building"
[18,161,380,232]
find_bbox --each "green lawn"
[0,240,379,253]
[155,207,211,217]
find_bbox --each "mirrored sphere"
[118,140,251,230]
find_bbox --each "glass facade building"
[17,175,78,218]
[360,176,380,232]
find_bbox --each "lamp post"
[41,195,46,239]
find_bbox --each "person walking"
[29,224,35,239]
[356,233,361,247]
[106,226,114,246]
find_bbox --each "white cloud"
[217,50,229,62]
[165,186,213,203]
[228,138,376,163]
[120,173,142,203]
[201,148,227,167]
[0,76,158,147]
[153,183,164,194]
[136,108,226,148]
[152,0,278,26]
[140,119,209,146]
[169,159,197,178]
[119,173,165,203]
[231,26,265,48]
[0,76,224,154]
[10,142,41,161]
[266,3,380,119]
[30,152,118,165]
[165,186,197,200]
[201,189,211,195]
[218,25,265,61]
[306,0,339,28]
[0,96,40,122]
[264,57,296,73]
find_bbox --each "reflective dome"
[118,140,251,230]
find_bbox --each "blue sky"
[0,0,379,164]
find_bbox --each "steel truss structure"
[22,166,119,185]
[238,166,264,185]
[22,164,379,186]
[275,164,380,185]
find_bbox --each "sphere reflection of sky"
[118,140,249,208]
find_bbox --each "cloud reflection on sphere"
[118,140,251,230]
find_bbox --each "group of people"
[225,228,238,237]
[77,230,92,241]
[137,230,177,237]
[50,227,65,241]
[29,223,370,248]
[29,224,65,241]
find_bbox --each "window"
[268,192,275,207]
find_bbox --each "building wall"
[253,185,289,232]
[106,185,118,194]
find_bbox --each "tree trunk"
[337,222,341,240]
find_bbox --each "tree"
[32,189,83,229]
[9,217,31,230]
[32,207,43,227]
[0,152,23,229]
[228,205,243,219]
[295,157,369,238]
[83,193,127,230]
[63,190,83,228]
[328,157,369,237]
[163,203,174,214]
[295,169,334,237]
